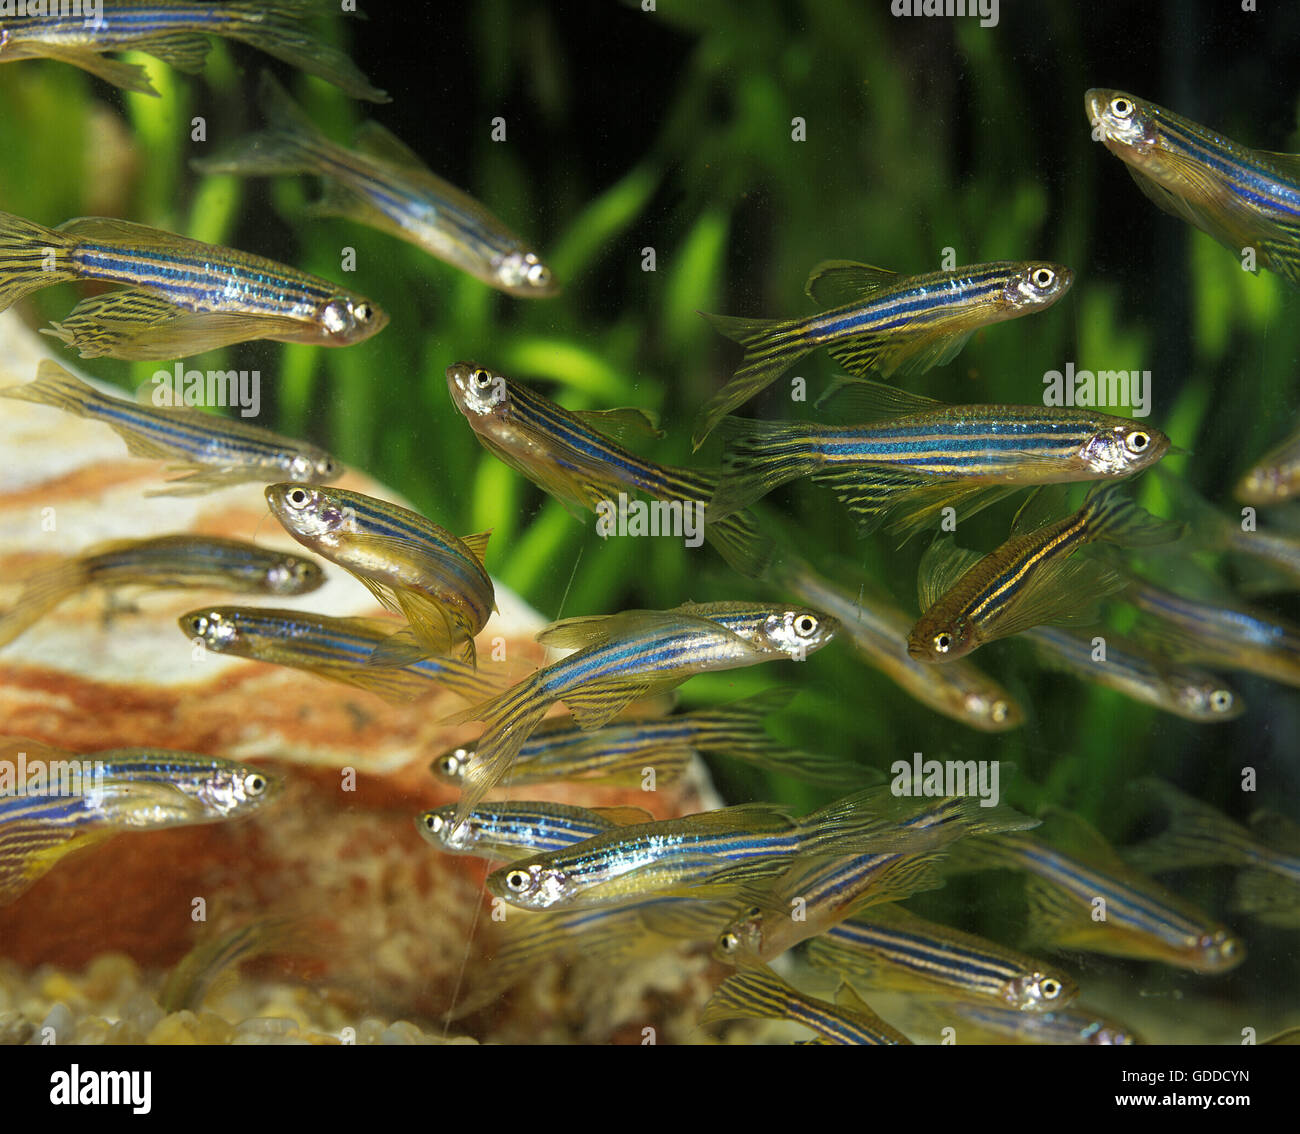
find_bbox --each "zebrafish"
[805,904,1079,1012]
[1125,779,1300,927]
[0,361,339,495]
[485,787,928,912]
[1126,578,1300,689]
[0,210,387,359]
[446,361,773,578]
[916,998,1138,1045]
[714,793,1037,966]
[1087,89,1300,287]
[947,809,1244,974]
[443,602,837,825]
[1238,423,1300,505]
[710,377,1167,538]
[1025,626,1242,721]
[0,0,387,101]
[0,738,280,904]
[177,606,489,703]
[909,484,1183,662]
[431,689,870,791]
[416,800,652,860]
[778,556,1024,732]
[692,259,1072,448]
[195,75,557,298]
[265,483,495,667]
[701,965,911,1045]
[0,535,323,650]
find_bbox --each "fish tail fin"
[222,0,390,103]
[707,418,821,520]
[193,71,337,179]
[0,211,76,313]
[693,313,813,449]
[1083,484,1185,549]
[0,361,104,419]
[0,558,90,649]
[445,679,552,824]
[700,965,798,1029]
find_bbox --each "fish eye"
[355,301,373,323]
[471,368,494,390]
[1111,97,1133,119]
[933,632,953,653]
[1032,267,1056,290]
[1210,689,1234,713]
[527,262,551,287]
[718,932,739,953]
[244,773,267,796]
[990,700,1008,723]
[285,487,311,509]
[793,613,819,638]
[438,755,458,776]
[424,813,444,834]
[1125,430,1150,452]
[1040,978,1062,1000]
[505,870,530,893]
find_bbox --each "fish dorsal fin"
[458,530,491,566]
[589,805,655,827]
[573,406,665,444]
[351,119,431,172]
[916,537,984,611]
[804,260,898,308]
[535,613,625,650]
[1255,150,1300,180]
[1249,810,1300,856]
[56,217,207,254]
[1036,807,1129,873]
[814,375,942,418]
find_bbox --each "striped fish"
[416,800,653,860]
[443,603,837,826]
[701,965,911,1045]
[715,793,1037,966]
[177,606,489,703]
[0,0,387,101]
[1126,578,1300,689]
[1125,779,1300,927]
[778,555,1024,732]
[1026,626,1242,722]
[0,535,323,650]
[0,361,339,495]
[916,998,1138,1045]
[431,689,869,791]
[0,738,280,904]
[1088,89,1300,287]
[709,376,1168,537]
[806,904,1078,1012]
[446,361,773,578]
[909,484,1183,662]
[947,809,1245,974]
[0,210,387,359]
[265,484,495,667]
[692,259,1073,448]
[485,786,931,912]
[195,75,558,298]
[1238,423,1300,505]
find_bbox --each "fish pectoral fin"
[803,260,898,307]
[132,31,213,73]
[560,678,660,730]
[915,536,985,612]
[34,44,160,96]
[572,406,665,444]
[813,374,941,417]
